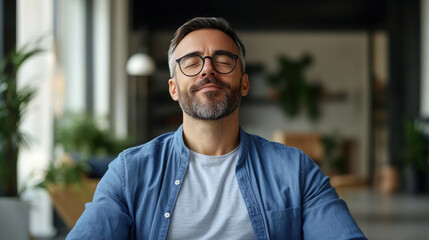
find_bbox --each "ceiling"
[131,0,389,31]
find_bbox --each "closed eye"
[184,63,200,69]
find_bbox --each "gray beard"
[176,77,242,120]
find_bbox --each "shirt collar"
[173,124,250,164]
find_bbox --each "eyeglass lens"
[179,53,236,76]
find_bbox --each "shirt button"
[174,180,181,185]
[164,212,171,218]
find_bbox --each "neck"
[182,110,240,156]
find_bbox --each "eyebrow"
[183,50,202,56]
[180,50,236,58]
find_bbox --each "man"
[67,17,366,240]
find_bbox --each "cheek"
[175,79,192,96]
[230,74,243,88]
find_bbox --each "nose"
[200,57,216,77]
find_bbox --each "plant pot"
[0,197,30,240]
[377,165,399,194]
[403,165,429,194]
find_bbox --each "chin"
[202,90,225,100]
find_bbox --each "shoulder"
[245,131,304,159]
[242,131,317,176]
[124,132,175,157]
[110,131,177,171]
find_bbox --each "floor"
[339,187,429,240]
[37,187,429,240]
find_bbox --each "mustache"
[190,76,231,93]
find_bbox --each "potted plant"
[403,120,429,194]
[321,132,347,175]
[0,44,43,197]
[53,112,132,179]
[0,42,43,239]
[54,112,132,159]
[36,112,132,228]
[267,53,323,121]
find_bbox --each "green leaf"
[267,53,322,121]
[0,38,44,197]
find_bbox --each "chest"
[167,158,254,239]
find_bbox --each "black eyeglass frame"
[175,51,239,77]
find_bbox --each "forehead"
[175,29,239,57]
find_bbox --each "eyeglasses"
[175,51,239,77]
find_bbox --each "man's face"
[169,29,249,120]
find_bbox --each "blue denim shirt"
[67,126,366,240]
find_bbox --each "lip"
[197,83,224,91]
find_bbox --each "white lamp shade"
[126,53,156,76]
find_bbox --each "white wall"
[58,0,87,113]
[111,0,129,138]
[93,0,110,121]
[17,0,56,237]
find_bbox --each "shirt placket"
[236,166,270,240]
[158,154,189,240]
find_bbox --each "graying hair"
[168,17,246,78]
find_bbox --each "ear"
[168,78,179,101]
[241,73,250,97]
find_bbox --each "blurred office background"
[1,0,429,239]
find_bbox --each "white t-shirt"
[166,146,255,240]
